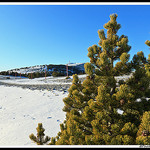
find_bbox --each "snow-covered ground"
[0,73,132,147]
[0,74,87,85]
[0,85,68,146]
[0,73,131,86]
[0,74,88,147]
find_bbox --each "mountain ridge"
[0,63,86,78]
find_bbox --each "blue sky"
[0,4,150,71]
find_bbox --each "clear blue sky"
[0,4,150,71]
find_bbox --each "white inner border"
[0,2,149,148]
[0,2,149,5]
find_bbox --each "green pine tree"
[53,74,88,145]
[145,40,150,78]
[30,14,150,145]
[136,111,150,145]
[53,13,150,145]
[54,13,141,145]
[145,40,150,47]
[29,123,50,145]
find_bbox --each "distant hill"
[0,63,85,78]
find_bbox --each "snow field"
[0,85,68,146]
[0,73,132,146]
[0,74,87,85]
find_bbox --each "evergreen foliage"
[30,14,150,145]
[145,40,150,47]
[145,40,150,78]
[29,123,50,145]
[136,111,150,145]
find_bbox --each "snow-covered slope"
[0,74,87,146]
[67,63,85,71]
[10,65,44,74]
[0,85,68,146]
[0,74,86,85]
[0,73,131,86]
[6,63,85,75]
[0,73,131,146]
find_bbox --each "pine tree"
[134,40,150,145]
[53,13,139,145]
[145,40,150,78]
[145,40,150,47]
[53,13,150,145]
[52,74,88,145]
[81,13,139,145]
[30,14,150,145]
[136,111,150,145]
[29,123,50,145]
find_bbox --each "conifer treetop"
[145,40,150,47]
[29,123,50,145]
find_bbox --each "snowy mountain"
[67,63,85,72]
[4,63,85,76]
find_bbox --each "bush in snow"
[29,123,50,145]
